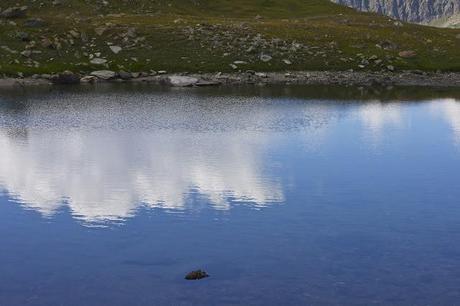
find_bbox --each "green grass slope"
[0,0,459,75]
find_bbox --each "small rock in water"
[282,59,292,65]
[185,270,209,280]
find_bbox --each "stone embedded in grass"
[110,46,122,54]
[16,31,30,42]
[90,58,108,65]
[94,27,107,36]
[260,54,272,62]
[24,18,46,28]
[398,50,417,58]
[185,270,209,280]
[0,6,28,19]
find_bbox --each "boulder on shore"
[90,70,116,80]
[167,75,199,87]
[51,71,80,84]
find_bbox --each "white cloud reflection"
[358,101,403,143]
[0,128,285,224]
[431,99,460,145]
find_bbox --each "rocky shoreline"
[0,70,459,89]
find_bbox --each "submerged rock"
[185,270,209,280]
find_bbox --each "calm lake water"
[0,84,460,305]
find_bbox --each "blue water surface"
[0,85,460,305]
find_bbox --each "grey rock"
[167,75,199,87]
[1,6,28,19]
[51,71,80,84]
[260,54,272,62]
[118,71,132,80]
[20,50,32,57]
[109,45,122,54]
[80,75,98,83]
[90,58,107,65]
[16,31,30,41]
[255,72,268,78]
[24,18,46,28]
[90,70,116,80]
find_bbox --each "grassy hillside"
[0,0,459,76]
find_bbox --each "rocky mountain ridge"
[332,0,460,25]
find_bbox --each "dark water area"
[0,84,460,305]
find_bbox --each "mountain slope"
[0,0,459,75]
[331,0,459,25]
[430,13,460,28]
